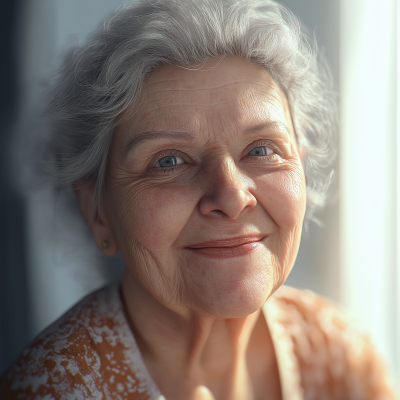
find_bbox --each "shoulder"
[270,285,348,330]
[0,285,155,400]
[268,286,397,399]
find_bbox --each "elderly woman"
[0,0,396,399]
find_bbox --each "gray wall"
[280,0,340,302]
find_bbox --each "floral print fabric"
[0,285,396,399]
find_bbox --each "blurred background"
[0,0,398,390]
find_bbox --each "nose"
[198,157,257,220]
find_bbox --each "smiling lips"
[185,235,266,259]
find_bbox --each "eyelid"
[245,140,280,156]
[149,149,191,170]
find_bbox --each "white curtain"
[340,0,399,387]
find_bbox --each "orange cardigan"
[0,285,397,399]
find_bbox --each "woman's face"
[102,56,306,318]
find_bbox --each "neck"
[121,270,275,400]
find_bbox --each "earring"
[102,241,108,249]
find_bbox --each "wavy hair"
[43,0,337,222]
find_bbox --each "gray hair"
[43,0,337,223]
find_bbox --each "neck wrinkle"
[121,270,264,395]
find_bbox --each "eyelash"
[246,140,278,160]
[149,140,279,174]
[150,150,189,174]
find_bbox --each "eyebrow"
[124,130,196,156]
[244,121,291,136]
[124,121,291,156]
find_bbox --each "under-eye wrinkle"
[150,164,187,175]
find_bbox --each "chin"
[191,270,277,319]
[183,248,280,317]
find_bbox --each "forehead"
[121,56,292,135]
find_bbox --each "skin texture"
[76,56,306,400]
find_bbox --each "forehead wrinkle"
[138,86,279,117]
[240,93,288,121]
[126,69,292,144]
[248,98,287,121]
[245,80,284,101]
[134,110,202,129]
[139,100,239,114]
[137,98,288,130]
[144,80,270,95]
[141,78,283,110]
[138,96,290,139]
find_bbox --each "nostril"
[210,209,227,218]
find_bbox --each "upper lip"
[185,234,266,248]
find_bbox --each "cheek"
[256,167,306,228]
[255,167,306,279]
[111,181,200,249]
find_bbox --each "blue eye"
[154,155,185,168]
[248,146,273,157]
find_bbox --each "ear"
[74,182,118,257]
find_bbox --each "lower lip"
[186,240,264,259]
